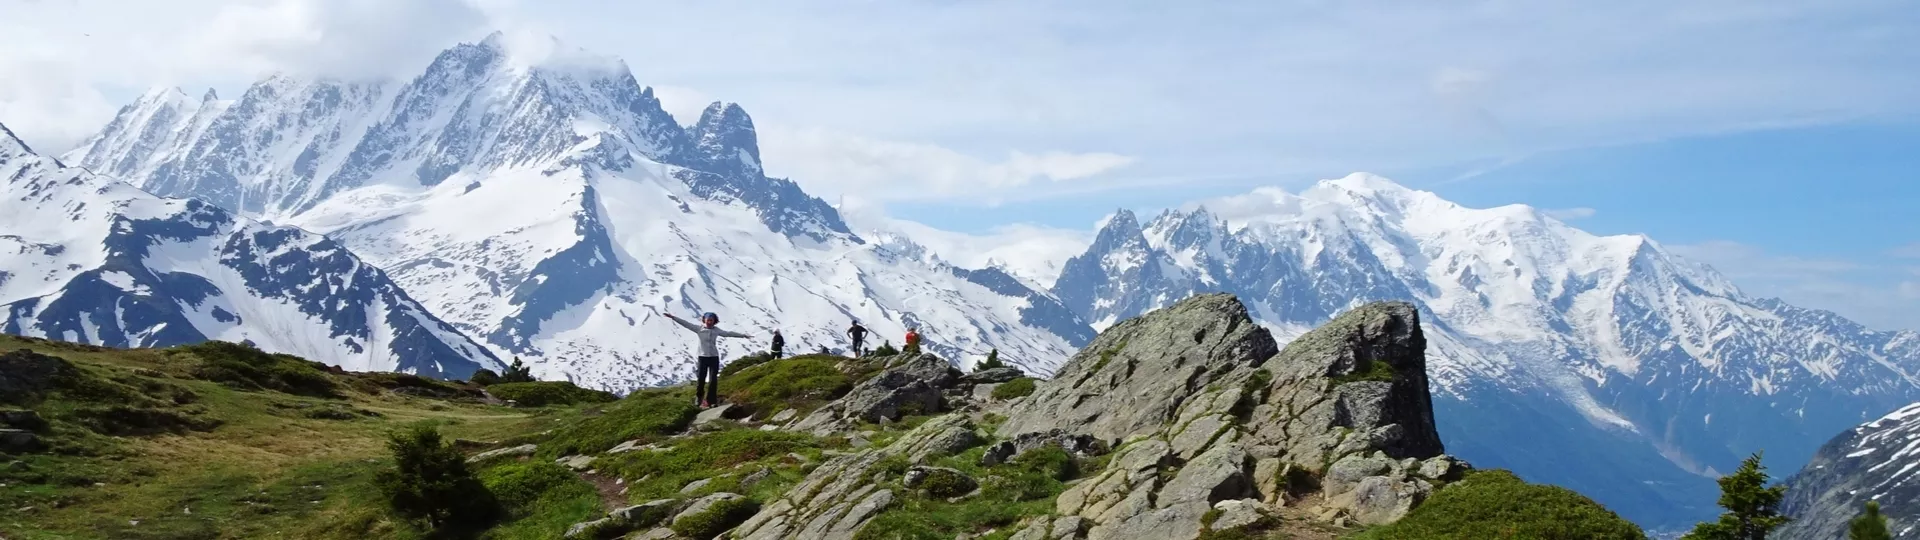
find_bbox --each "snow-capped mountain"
[1047,173,1920,529]
[62,33,1093,390]
[1779,402,1920,539]
[0,123,498,378]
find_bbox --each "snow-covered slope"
[1779,403,1920,539]
[0,123,498,378]
[1047,173,1920,529]
[63,33,1093,390]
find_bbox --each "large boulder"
[792,354,959,432]
[989,294,1455,532]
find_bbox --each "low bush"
[670,497,760,539]
[1356,469,1645,540]
[973,349,1006,372]
[720,351,779,378]
[486,381,616,407]
[172,341,342,399]
[373,423,499,534]
[537,390,698,458]
[468,369,500,386]
[871,341,900,357]
[991,378,1036,400]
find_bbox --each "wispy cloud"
[1886,242,1920,259]
[759,125,1136,203]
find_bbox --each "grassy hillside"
[0,336,620,539]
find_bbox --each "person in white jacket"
[665,311,752,408]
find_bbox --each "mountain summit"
[61,34,1094,390]
[1048,172,1920,528]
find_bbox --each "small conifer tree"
[500,356,535,383]
[975,349,1007,372]
[1849,500,1891,540]
[1683,452,1790,540]
[374,423,498,532]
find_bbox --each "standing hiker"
[770,330,785,359]
[903,326,922,355]
[847,320,869,357]
[665,311,751,408]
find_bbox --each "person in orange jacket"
[904,326,922,355]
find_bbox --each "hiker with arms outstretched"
[665,311,751,408]
[847,320,869,357]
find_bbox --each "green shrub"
[871,341,900,357]
[670,497,760,539]
[920,469,975,498]
[1331,357,1396,385]
[974,349,1006,372]
[991,378,1036,400]
[500,357,535,384]
[172,341,342,398]
[468,369,500,386]
[720,354,858,415]
[538,390,698,458]
[1357,469,1644,540]
[720,351,779,378]
[373,423,499,533]
[486,381,616,407]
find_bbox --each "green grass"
[485,382,616,407]
[718,354,861,417]
[853,446,1080,540]
[1331,357,1397,385]
[602,429,823,501]
[532,389,699,458]
[990,378,1036,400]
[719,351,779,379]
[0,335,574,540]
[1355,469,1645,540]
[479,462,603,540]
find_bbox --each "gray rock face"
[980,429,1108,466]
[993,294,1455,532]
[611,499,677,528]
[734,415,976,540]
[0,409,45,431]
[964,367,1026,384]
[794,354,958,431]
[0,428,42,453]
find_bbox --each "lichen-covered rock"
[791,354,960,433]
[904,466,978,497]
[980,429,1108,466]
[734,415,976,540]
[1209,499,1270,531]
[611,499,677,528]
[964,366,1025,384]
[670,492,755,539]
[987,295,1456,532]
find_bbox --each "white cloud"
[1670,241,1919,331]
[759,126,1135,204]
[840,206,1091,287]
[1544,207,1598,220]
[0,0,491,150]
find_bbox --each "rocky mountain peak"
[0,122,35,159]
[690,101,762,176]
[1779,402,1920,539]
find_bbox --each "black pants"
[851,339,864,356]
[694,356,720,404]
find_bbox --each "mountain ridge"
[58,33,1095,391]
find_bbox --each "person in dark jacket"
[847,320,869,357]
[666,311,751,408]
[770,330,785,358]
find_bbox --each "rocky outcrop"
[792,354,963,433]
[733,414,984,540]
[0,349,71,404]
[993,294,1461,537]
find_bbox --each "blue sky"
[0,0,1915,329]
